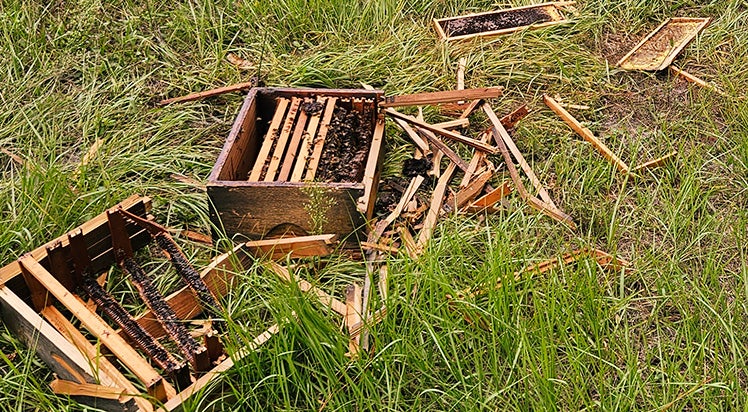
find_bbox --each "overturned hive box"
[0,195,276,411]
[208,87,385,245]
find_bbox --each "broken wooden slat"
[158,81,257,106]
[304,97,338,181]
[630,150,678,174]
[446,169,493,213]
[469,180,513,209]
[265,97,302,181]
[361,241,400,254]
[391,117,431,156]
[432,118,470,130]
[543,95,630,173]
[291,97,327,182]
[669,65,725,95]
[348,306,387,338]
[277,99,312,181]
[399,227,421,260]
[417,162,457,248]
[1,147,25,167]
[386,108,498,154]
[359,116,386,216]
[225,53,254,70]
[266,262,347,316]
[492,128,576,229]
[500,104,530,129]
[459,99,484,119]
[245,234,336,260]
[50,379,126,401]
[41,306,153,412]
[177,229,213,245]
[249,97,290,181]
[457,58,466,91]
[483,103,559,209]
[459,130,491,189]
[345,284,363,357]
[381,87,502,108]
[18,256,170,402]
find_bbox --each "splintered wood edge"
[417,162,457,248]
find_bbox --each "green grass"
[2,0,748,410]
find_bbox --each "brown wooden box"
[207,87,385,246]
[0,196,276,411]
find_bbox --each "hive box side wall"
[208,184,367,243]
[209,89,260,181]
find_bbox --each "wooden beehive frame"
[0,195,280,411]
[433,2,574,42]
[207,88,386,245]
[616,17,711,71]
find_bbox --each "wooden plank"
[0,195,149,286]
[50,380,125,401]
[381,87,502,108]
[492,129,576,229]
[458,99,484,119]
[457,58,466,92]
[543,95,630,173]
[266,262,347,316]
[249,98,290,181]
[500,104,530,129]
[432,118,469,130]
[161,323,280,411]
[157,81,256,106]
[277,100,311,181]
[18,256,170,402]
[41,306,153,412]
[417,162,457,248]
[385,108,498,154]
[345,284,363,357]
[394,118,466,172]
[448,169,493,212]
[391,117,431,156]
[630,150,677,173]
[291,97,327,182]
[209,90,258,181]
[265,97,302,182]
[245,234,335,260]
[304,97,338,181]
[359,116,386,216]
[459,130,491,189]
[469,180,513,208]
[483,103,559,209]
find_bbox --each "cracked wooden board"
[616,17,711,71]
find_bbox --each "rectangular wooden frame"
[0,196,279,411]
[433,2,572,42]
[207,87,385,246]
[616,17,711,71]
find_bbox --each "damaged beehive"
[208,87,385,245]
[0,195,277,411]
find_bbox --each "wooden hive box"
[0,195,278,411]
[207,87,385,246]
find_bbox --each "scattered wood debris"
[158,79,259,106]
[225,53,254,70]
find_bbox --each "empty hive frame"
[433,2,573,42]
[0,195,278,411]
[616,17,711,71]
[208,87,385,246]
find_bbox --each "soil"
[402,157,432,178]
[442,7,553,37]
[316,104,374,183]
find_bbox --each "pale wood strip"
[277,99,311,181]
[265,97,302,181]
[291,97,328,181]
[249,98,290,181]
